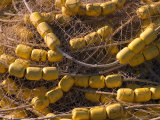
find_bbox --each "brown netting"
[0,0,160,119]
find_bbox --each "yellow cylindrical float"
[48,49,63,62]
[78,4,86,16]
[2,78,18,95]
[100,94,114,104]
[33,87,47,97]
[117,88,134,103]
[44,33,60,50]
[85,92,101,103]
[70,38,86,50]
[105,74,122,88]
[129,53,145,67]
[86,3,102,16]
[26,12,68,25]
[55,14,71,26]
[106,40,119,56]
[0,54,15,73]
[45,87,63,104]
[142,45,159,60]
[90,106,107,120]
[58,75,75,92]
[140,27,157,45]
[74,76,89,87]
[9,62,25,78]
[137,5,154,19]
[42,67,59,81]
[101,1,116,15]
[41,12,56,23]
[84,32,101,46]
[112,0,126,8]
[116,47,135,64]
[0,54,15,65]
[31,49,48,62]
[16,44,33,59]
[97,25,113,40]
[30,12,44,27]
[72,108,90,120]
[14,59,30,68]
[65,0,81,14]
[134,88,151,103]
[25,67,42,80]
[89,75,105,89]
[32,96,50,110]
[106,103,124,119]
[62,6,76,16]
[37,22,53,38]
[128,38,145,54]
[150,86,160,100]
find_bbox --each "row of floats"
[1,74,160,119]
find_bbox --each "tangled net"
[0,0,160,119]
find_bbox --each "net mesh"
[0,0,160,119]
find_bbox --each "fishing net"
[0,0,160,119]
